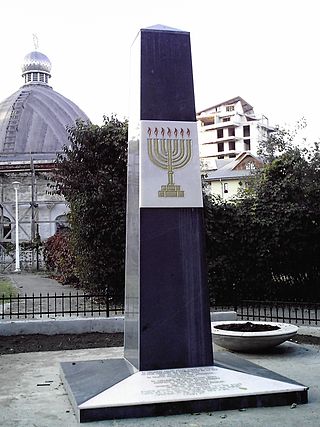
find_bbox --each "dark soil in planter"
[0,332,124,355]
[0,330,319,355]
[215,322,281,332]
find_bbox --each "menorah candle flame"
[147,126,192,197]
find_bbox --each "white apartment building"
[197,96,273,170]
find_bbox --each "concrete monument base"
[60,352,308,423]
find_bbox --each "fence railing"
[1,294,320,325]
[237,300,320,325]
[0,293,124,320]
[214,300,320,325]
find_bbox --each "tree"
[257,117,307,162]
[204,144,320,304]
[250,148,320,298]
[53,115,128,300]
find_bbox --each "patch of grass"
[0,278,18,299]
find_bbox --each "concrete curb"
[0,312,238,336]
[210,311,237,322]
[0,316,124,336]
[4,312,317,338]
[297,325,320,338]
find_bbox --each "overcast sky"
[1,0,319,142]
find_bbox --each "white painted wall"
[210,179,242,200]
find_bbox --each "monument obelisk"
[60,25,308,423]
[124,24,213,371]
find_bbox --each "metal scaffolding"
[0,159,68,271]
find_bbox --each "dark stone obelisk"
[124,25,213,371]
[60,26,308,423]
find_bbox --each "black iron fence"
[237,300,320,325]
[0,293,124,320]
[214,300,320,325]
[1,294,320,325]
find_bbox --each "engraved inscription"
[140,368,243,397]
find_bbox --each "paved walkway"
[1,273,108,320]
[9,272,78,295]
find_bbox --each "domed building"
[0,50,89,270]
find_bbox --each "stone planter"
[211,321,298,352]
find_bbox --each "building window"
[218,155,224,159]
[217,128,224,139]
[2,216,11,240]
[226,105,234,112]
[222,117,230,122]
[244,139,251,150]
[39,73,45,82]
[228,127,235,137]
[27,73,32,82]
[245,161,255,170]
[45,75,48,83]
[243,125,250,137]
[218,142,224,152]
[223,183,229,193]
[203,117,214,126]
[229,141,235,150]
[33,72,38,82]
[229,153,236,158]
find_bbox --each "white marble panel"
[140,120,203,208]
[79,366,306,409]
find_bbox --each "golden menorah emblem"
[147,126,192,197]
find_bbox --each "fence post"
[106,291,110,317]
[47,293,50,318]
[76,293,79,317]
[24,294,27,319]
[62,292,64,317]
[17,294,20,319]
[9,294,12,319]
[54,293,57,317]
[39,293,42,318]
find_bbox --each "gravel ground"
[0,332,319,355]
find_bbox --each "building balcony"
[199,123,216,131]
[209,135,239,144]
[214,120,241,128]
[198,120,241,131]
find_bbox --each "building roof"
[22,51,52,75]
[204,152,263,181]
[0,51,89,163]
[197,96,254,115]
[205,168,254,181]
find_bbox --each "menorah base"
[158,184,184,198]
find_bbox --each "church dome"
[22,51,52,74]
[0,50,89,162]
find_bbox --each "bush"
[52,116,127,300]
[204,148,320,305]
[43,228,79,286]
